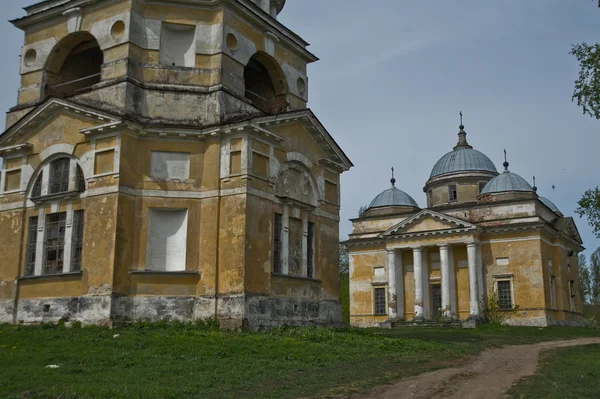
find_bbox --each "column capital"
[466,241,479,248]
[438,244,449,249]
[412,247,422,253]
[387,249,396,255]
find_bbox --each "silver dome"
[430,148,498,178]
[540,196,562,215]
[481,171,534,194]
[368,186,419,209]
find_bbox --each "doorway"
[431,284,442,320]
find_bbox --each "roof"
[368,186,419,209]
[540,196,562,216]
[481,170,534,194]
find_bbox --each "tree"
[358,205,368,218]
[579,254,592,304]
[570,42,600,120]
[339,241,349,273]
[591,248,600,304]
[576,187,600,239]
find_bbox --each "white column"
[467,242,481,318]
[41,164,50,196]
[422,249,430,319]
[34,208,45,276]
[413,247,424,320]
[68,159,78,192]
[387,249,398,320]
[476,243,485,313]
[281,205,289,274]
[439,244,452,318]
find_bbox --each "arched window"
[244,53,288,114]
[49,158,70,194]
[44,32,103,98]
[30,158,86,198]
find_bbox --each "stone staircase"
[390,320,465,329]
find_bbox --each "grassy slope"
[1,324,599,399]
[508,344,600,398]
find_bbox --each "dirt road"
[357,337,600,399]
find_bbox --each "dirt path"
[357,337,600,399]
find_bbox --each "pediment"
[381,210,476,237]
[553,217,583,245]
[0,98,121,148]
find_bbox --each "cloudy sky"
[0,1,599,255]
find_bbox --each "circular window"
[297,78,306,96]
[226,33,238,51]
[111,20,126,40]
[24,49,37,67]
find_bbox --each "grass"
[508,344,600,398]
[0,323,598,399]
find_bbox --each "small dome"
[540,196,562,215]
[481,171,534,194]
[369,186,419,209]
[431,148,498,178]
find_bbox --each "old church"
[0,0,352,328]
[347,126,585,327]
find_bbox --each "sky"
[0,0,599,256]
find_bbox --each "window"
[273,213,282,274]
[71,210,85,272]
[307,222,314,278]
[150,151,190,180]
[479,182,486,194]
[146,209,188,272]
[448,185,457,202]
[32,172,42,197]
[49,158,70,194]
[374,287,387,315]
[75,166,86,192]
[159,23,196,68]
[550,275,556,310]
[569,281,575,312]
[25,216,38,276]
[497,280,512,309]
[43,212,67,275]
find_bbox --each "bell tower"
[7,0,314,129]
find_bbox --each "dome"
[430,126,497,178]
[368,186,419,209]
[540,196,562,215]
[481,170,534,194]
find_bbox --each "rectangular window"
[4,170,21,192]
[71,210,85,272]
[550,275,556,310]
[146,209,188,272]
[49,158,70,194]
[288,217,303,276]
[569,280,575,312]
[43,212,67,275]
[25,216,39,276]
[374,287,387,315]
[273,213,282,274]
[448,185,457,202]
[159,23,196,68]
[497,280,512,309]
[307,222,314,278]
[150,151,190,180]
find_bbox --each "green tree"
[591,248,600,304]
[579,254,592,304]
[576,188,600,239]
[358,205,368,218]
[339,241,349,273]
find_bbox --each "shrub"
[483,291,519,325]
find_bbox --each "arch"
[27,154,87,199]
[43,32,103,98]
[275,161,320,207]
[244,52,289,114]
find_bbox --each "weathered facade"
[0,0,352,328]
[347,126,584,327]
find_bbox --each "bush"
[483,291,519,325]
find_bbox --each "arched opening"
[244,52,288,114]
[44,32,103,98]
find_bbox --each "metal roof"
[430,148,498,178]
[368,186,419,209]
[481,171,534,194]
[540,196,562,215]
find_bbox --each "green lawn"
[1,323,598,399]
[508,344,600,399]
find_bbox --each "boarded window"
[71,210,85,272]
[25,216,38,276]
[49,158,70,194]
[150,151,190,180]
[159,23,196,68]
[94,150,114,175]
[497,280,512,309]
[307,222,314,278]
[550,275,556,310]
[288,217,302,276]
[4,170,21,191]
[325,181,337,203]
[43,212,67,275]
[374,287,386,315]
[448,185,458,202]
[252,152,269,179]
[146,209,188,272]
[569,281,575,311]
[230,151,242,175]
[273,213,282,274]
